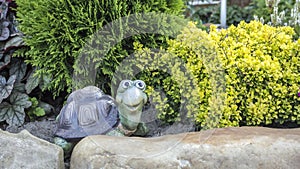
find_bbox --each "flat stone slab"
[0,129,64,169]
[71,127,300,169]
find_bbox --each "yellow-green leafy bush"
[208,21,300,126]
[122,23,225,126]
[144,20,300,127]
[167,22,233,128]
[112,41,202,124]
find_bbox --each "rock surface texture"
[0,129,64,169]
[71,127,300,169]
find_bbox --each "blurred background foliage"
[185,0,299,31]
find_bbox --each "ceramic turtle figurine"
[54,80,149,154]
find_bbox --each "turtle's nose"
[123,87,145,106]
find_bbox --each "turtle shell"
[55,86,119,139]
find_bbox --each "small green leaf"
[27,97,48,119]
[29,97,38,107]
[32,107,46,117]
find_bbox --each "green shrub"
[15,0,185,96]
[138,20,300,127]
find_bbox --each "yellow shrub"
[131,21,300,128]
[166,20,300,128]
[208,21,300,126]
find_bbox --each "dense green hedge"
[139,21,300,127]
[15,0,185,96]
[15,0,300,127]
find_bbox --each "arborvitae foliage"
[15,0,185,96]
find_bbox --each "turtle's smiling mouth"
[123,102,142,112]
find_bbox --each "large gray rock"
[71,127,300,169]
[0,129,64,169]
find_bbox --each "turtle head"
[116,80,147,131]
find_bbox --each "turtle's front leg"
[133,122,149,136]
[106,128,125,136]
[54,137,74,157]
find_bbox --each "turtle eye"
[122,80,132,89]
[134,80,145,90]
